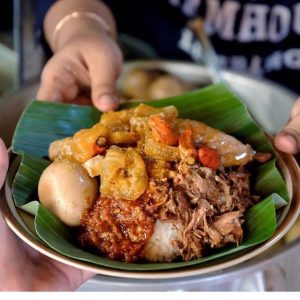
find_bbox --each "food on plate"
[121,69,157,99]
[38,160,98,226]
[121,69,196,100]
[38,103,271,263]
[148,75,188,99]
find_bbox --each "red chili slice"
[198,146,221,170]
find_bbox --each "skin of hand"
[0,142,94,291]
[37,30,122,112]
[275,98,300,154]
[0,139,8,189]
[37,0,122,112]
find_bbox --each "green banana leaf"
[12,154,50,206]
[34,195,276,271]
[10,83,289,271]
[254,159,289,201]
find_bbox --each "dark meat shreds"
[159,190,205,261]
[156,162,253,260]
[174,163,256,214]
[222,169,256,212]
[175,168,219,203]
[179,207,205,260]
[159,189,189,221]
[78,195,158,263]
[210,211,243,247]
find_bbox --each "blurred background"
[0,0,44,97]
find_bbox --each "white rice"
[143,220,182,262]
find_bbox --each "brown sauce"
[78,195,158,263]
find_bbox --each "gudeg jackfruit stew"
[38,104,272,263]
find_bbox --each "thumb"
[0,138,9,189]
[88,56,121,112]
[93,92,120,112]
[275,98,300,154]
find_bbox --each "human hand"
[0,138,94,290]
[275,98,300,154]
[0,138,8,189]
[37,23,122,112]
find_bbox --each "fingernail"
[284,134,297,147]
[277,132,297,153]
[97,94,120,112]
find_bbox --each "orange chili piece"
[148,115,178,146]
[179,127,197,157]
[198,146,221,170]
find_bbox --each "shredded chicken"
[155,161,255,261]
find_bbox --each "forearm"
[44,0,117,52]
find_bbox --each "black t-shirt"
[36,0,300,94]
